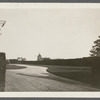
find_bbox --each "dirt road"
[5,64,99,91]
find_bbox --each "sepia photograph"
[0,3,100,95]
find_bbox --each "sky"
[0,5,100,60]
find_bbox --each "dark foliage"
[90,36,100,57]
[13,57,100,67]
[0,53,6,91]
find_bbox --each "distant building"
[37,54,43,61]
[37,54,50,61]
[17,57,26,61]
[42,57,50,61]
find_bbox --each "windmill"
[0,20,6,52]
[0,20,6,35]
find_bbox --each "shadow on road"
[16,72,94,87]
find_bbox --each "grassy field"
[6,64,27,69]
[44,65,97,86]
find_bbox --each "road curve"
[5,64,99,91]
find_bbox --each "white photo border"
[1,3,100,98]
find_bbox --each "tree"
[90,36,100,57]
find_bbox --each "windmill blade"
[1,21,6,27]
[0,20,6,35]
[0,21,6,27]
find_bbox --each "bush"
[0,53,6,91]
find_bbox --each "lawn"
[45,65,98,87]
